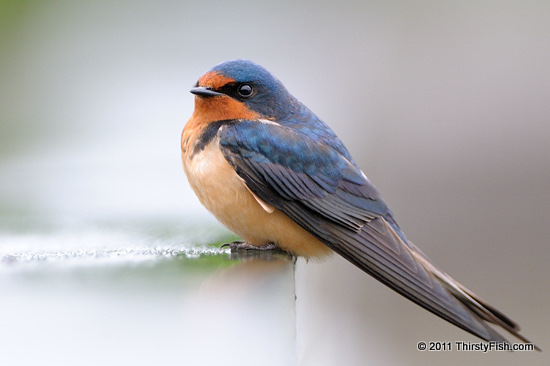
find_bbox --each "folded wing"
[218,119,534,346]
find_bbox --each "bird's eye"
[237,84,254,98]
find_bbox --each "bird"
[181,59,539,349]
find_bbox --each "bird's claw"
[221,241,279,251]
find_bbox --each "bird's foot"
[221,241,279,252]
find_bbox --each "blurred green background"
[1,1,549,365]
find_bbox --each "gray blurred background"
[1,0,549,365]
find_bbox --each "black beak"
[190,86,223,97]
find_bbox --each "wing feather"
[217,119,534,346]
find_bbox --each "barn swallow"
[181,59,539,349]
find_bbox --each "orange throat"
[181,94,260,159]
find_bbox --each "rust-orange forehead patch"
[197,71,235,89]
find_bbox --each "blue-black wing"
[218,119,525,345]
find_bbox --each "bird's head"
[190,60,297,123]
